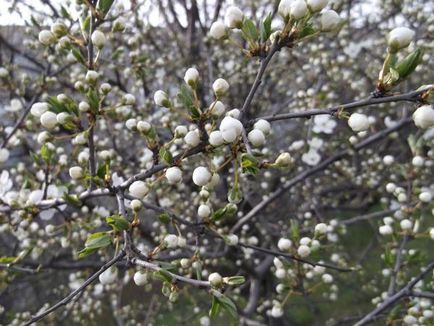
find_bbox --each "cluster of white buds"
[248,119,271,147]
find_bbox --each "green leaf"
[46,96,65,113]
[209,296,222,318]
[212,207,227,221]
[228,185,242,204]
[40,144,53,162]
[159,147,173,165]
[298,23,316,39]
[158,212,171,224]
[213,292,238,319]
[60,6,71,19]
[260,13,272,42]
[106,215,130,231]
[153,269,172,283]
[79,232,111,257]
[71,48,87,66]
[0,256,17,264]
[395,48,422,79]
[223,276,245,286]
[241,154,259,175]
[82,16,90,33]
[87,89,99,113]
[383,246,394,267]
[241,19,259,44]
[97,0,115,15]
[63,193,82,206]
[290,220,299,242]
[177,85,201,120]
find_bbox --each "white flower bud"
[131,199,142,211]
[208,272,222,287]
[164,234,178,248]
[253,119,271,135]
[290,0,308,19]
[400,219,413,231]
[0,149,10,163]
[430,228,434,240]
[248,129,266,147]
[40,111,58,129]
[37,131,50,144]
[322,273,333,284]
[126,118,137,131]
[192,166,212,186]
[174,125,188,137]
[320,10,341,31]
[69,166,83,180]
[386,183,396,193]
[271,304,284,318]
[45,224,55,235]
[419,191,432,203]
[51,22,67,37]
[209,130,224,147]
[412,156,424,167]
[387,27,415,52]
[79,101,90,112]
[278,0,291,19]
[412,105,434,129]
[56,112,71,125]
[383,155,394,165]
[30,102,49,117]
[154,90,170,107]
[129,181,148,198]
[133,271,148,286]
[91,30,106,48]
[184,68,199,87]
[225,6,244,29]
[0,67,9,78]
[275,152,293,167]
[38,30,56,46]
[297,245,311,257]
[315,223,328,234]
[210,101,225,116]
[307,0,328,12]
[184,130,200,147]
[212,78,229,97]
[100,83,111,93]
[226,234,239,246]
[165,167,183,184]
[85,70,99,83]
[197,204,211,218]
[99,267,118,284]
[348,113,369,132]
[137,121,151,133]
[209,21,227,39]
[123,93,136,105]
[277,238,292,251]
[219,116,243,143]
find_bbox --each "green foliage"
[177,85,201,120]
[78,232,112,257]
[395,48,422,79]
[210,292,238,319]
[106,215,130,231]
[260,13,272,42]
[97,0,115,15]
[241,153,259,175]
[159,147,173,165]
[241,19,259,45]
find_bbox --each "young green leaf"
[106,215,130,231]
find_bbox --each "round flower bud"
[38,30,56,46]
[137,121,151,133]
[123,93,136,105]
[419,191,432,203]
[128,181,148,198]
[209,21,227,39]
[212,78,230,97]
[322,273,333,284]
[383,155,394,165]
[192,166,212,186]
[40,111,58,130]
[184,130,200,147]
[197,204,211,218]
[254,119,271,135]
[430,228,434,240]
[91,30,106,48]
[412,105,434,129]
[31,102,49,117]
[226,234,239,246]
[180,258,190,268]
[174,125,188,138]
[248,129,266,147]
[290,0,308,19]
[131,199,142,211]
[210,101,225,116]
[209,130,224,147]
[297,245,311,257]
[79,101,90,112]
[0,67,9,78]
[154,90,170,107]
[69,166,83,180]
[271,304,284,318]
[307,0,328,12]
[51,22,68,37]
[99,267,118,285]
[412,156,424,167]
[184,68,199,87]
[85,70,99,83]
[386,183,396,193]
[278,0,291,19]
[100,83,112,94]
[219,116,243,143]
[166,167,182,184]
[208,272,222,287]
[275,152,293,167]
[0,148,10,163]
[321,10,341,31]
[348,113,369,132]
[225,6,244,29]
[277,238,292,251]
[126,118,138,131]
[400,219,413,231]
[56,112,71,125]
[387,27,415,52]
[133,271,148,286]
[164,234,178,248]
[315,223,328,235]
